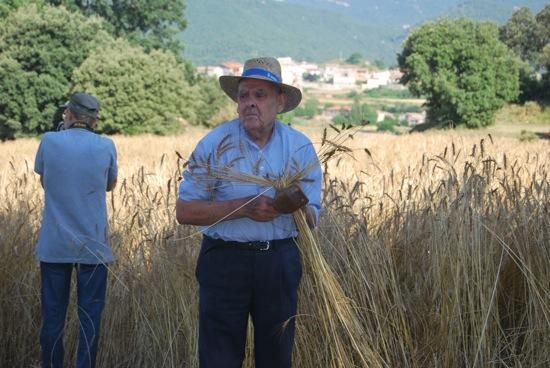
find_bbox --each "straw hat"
[219,57,302,113]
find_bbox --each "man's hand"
[273,184,309,214]
[243,195,280,222]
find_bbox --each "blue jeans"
[39,262,107,368]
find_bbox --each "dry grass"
[0,125,548,367]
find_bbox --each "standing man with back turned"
[176,57,322,368]
[34,92,118,368]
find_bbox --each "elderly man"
[176,57,322,368]
[34,92,118,368]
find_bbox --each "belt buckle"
[258,240,270,251]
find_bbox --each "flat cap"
[60,92,100,119]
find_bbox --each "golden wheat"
[1,127,548,367]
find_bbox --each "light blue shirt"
[178,119,322,242]
[34,128,118,263]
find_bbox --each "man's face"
[237,79,285,145]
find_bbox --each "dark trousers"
[39,262,107,368]
[196,236,302,368]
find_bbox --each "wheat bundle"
[293,209,384,367]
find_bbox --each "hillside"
[179,0,547,66]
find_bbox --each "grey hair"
[70,109,95,126]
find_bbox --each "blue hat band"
[242,68,281,83]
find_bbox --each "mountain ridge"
[179,0,547,66]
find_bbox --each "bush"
[383,104,423,113]
[364,86,414,99]
[333,103,376,126]
[519,130,538,142]
[278,111,296,125]
[377,117,398,132]
[303,72,320,82]
[347,91,360,99]
[294,99,320,118]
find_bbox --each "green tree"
[373,59,386,70]
[345,52,364,65]
[541,44,550,73]
[0,4,112,139]
[0,0,45,18]
[499,5,550,103]
[499,7,540,61]
[71,39,202,134]
[535,5,550,102]
[46,0,187,54]
[500,5,550,69]
[398,18,520,129]
[536,5,550,52]
[0,57,27,139]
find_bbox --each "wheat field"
[0,125,548,367]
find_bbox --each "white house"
[322,64,357,87]
[365,70,391,90]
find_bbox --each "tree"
[345,53,363,65]
[499,7,540,61]
[45,0,187,54]
[500,5,550,69]
[373,59,386,70]
[0,4,112,139]
[71,39,192,134]
[71,39,221,134]
[499,6,550,103]
[398,18,520,129]
[0,57,27,140]
[0,0,45,18]
[536,5,550,51]
[535,5,550,101]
